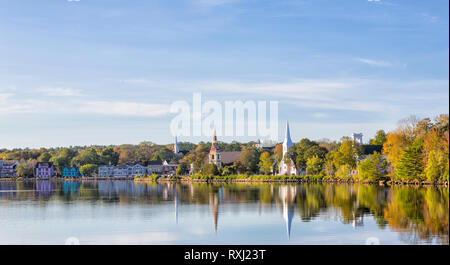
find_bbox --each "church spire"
[174,136,179,154]
[212,129,217,144]
[210,129,219,152]
[283,121,293,155]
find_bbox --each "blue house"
[62,167,81,178]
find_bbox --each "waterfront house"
[0,160,3,175]
[0,160,19,178]
[162,160,178,175]
[147,160,163,174]
[97,163,147,177]
[112,165,135,177]
[130,163,147,177]
[98,164,115,177]
[62,167,81,178]
[35,162,56,179]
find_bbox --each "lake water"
[0,180,448,245]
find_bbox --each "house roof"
[3,160,19,166]
[221,151,242,165]
[36,162,53,167]
[361,145,383,155]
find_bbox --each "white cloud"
[79,101,171,117]
[193,78,448,113]
[0,91,171,117]
[0,93,48,114]
[355,58,392,67]
[37,87,83,97]
[420,13,439,23]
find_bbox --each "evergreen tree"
[356,152,387,182]
[395,141,424,181]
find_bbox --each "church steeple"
[212,129,217,144]
[210,129,219,152]
[174,136,179,154]
[209,129,221,167]
[283,121,293,155]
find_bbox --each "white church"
[278,122,298,175]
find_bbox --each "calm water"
[0,180,448,245]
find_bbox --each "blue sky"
[0,0,448,148]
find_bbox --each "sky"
[0,0,448,149]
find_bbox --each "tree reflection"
[0,180,447,244]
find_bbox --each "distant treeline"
[1,114,448,183]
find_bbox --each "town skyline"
[0,120,386,150]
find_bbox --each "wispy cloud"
[0,92,58,114]
[420,13,439,23]
[355,58,392,67]
[110,78,159,87]
[193,78,448,113]
[37,87,83,97]
[79,101,171,117]
[0,91,170,117]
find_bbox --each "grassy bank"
[133,174,449,186]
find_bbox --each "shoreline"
[0,176,448,187]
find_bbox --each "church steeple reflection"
[279,185,297,239]
[209,187,224,233]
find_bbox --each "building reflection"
[35,180,54,199]
[0,180,447,244]
[352,215,364,228]
[279,185,297,239]
[62,181,79,194]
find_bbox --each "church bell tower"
[209,130,221,167]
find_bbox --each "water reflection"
[0,181,448,244]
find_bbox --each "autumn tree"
[369,130,387,145]
[99,147,119,165]
[152,147,175,161]
[332,140,360,169]
[176,162,189,176]
[271,144,283,169]
[306,155,324,175]
[239,146,260,175]
[71,148,100,166]
[135,141,156,163]
[356,152,388,182]
[258,152,273,175]
[38,152,52,162]
[79,164,98,177]
[201,163,219,176]
[116,145,137,164]
[193,144,209,174]
[16,159,37,177]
